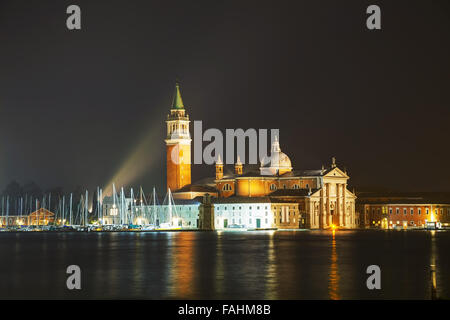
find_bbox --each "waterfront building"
[0,208,55,226]
[356,192,450,229]
[212,197,299,229]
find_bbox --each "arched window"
[222,184,232,191]
[270,184,277,191]
[293,184,299,189]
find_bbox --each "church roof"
[190,176,217,187]
[212,195,304,204]
[171,82,184,109]
[213,196,272,204]
[234,169,324,178]
[175,183,217,193]
[172,198,202,205]
[269,189,319,197]
[356,192,450,205]
[280,169,324,177]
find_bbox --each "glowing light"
[430,211,436,222]
[103,124,163,196]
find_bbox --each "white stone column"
[344,184,348,226]
[320,188,325,229]
[326,183,331,227]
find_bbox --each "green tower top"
[171,82,184,109]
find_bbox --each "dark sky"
[0,0,449,195]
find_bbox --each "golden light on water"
[329,230,340,300]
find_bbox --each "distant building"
[356,192,450,229]
[0,208,55,226]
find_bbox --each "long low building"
[212,196,301,229]
[356,192,450,229]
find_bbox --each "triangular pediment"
[309,189,321,197]
[323,167,349,179]
[29,208,55,217]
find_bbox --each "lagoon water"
[0,230,449,299]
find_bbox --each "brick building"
[356,192,450,229]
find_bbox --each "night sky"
[0,0,449,195]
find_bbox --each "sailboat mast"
[35,198,38,226]
[85,190,88,226]
[69,193,73,226]
[130,188,135,225]
[100,188,103,225]
[152,187,157,226]
[120,187,125,225]
[96,187,100,224]
[62,195,65,225]
[112,183,117,225]
[6,196,9,227]
[139,186,144,224]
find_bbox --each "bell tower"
[165,82,191,191]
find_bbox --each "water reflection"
[107,233,119,297]
[328,230,340,300]
[215,231,224,297]
[167,232,195,298]
[1,231,449,299]
[430,231,438,299]
[265,231,278,299]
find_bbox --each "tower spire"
[172,82,184,109]
[215,154,224,180]
[166,82,191,192]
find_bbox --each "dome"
[260,136,293,175]
[261,152,292,169]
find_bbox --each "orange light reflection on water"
[328,230,340,300]
[168,232,195,298]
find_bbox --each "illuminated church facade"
[166,84,357,229]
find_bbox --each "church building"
[166,83,357,229]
